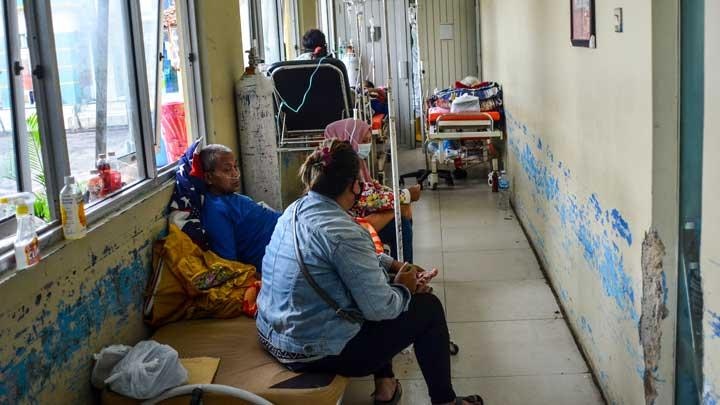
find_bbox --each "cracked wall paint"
[705,383,720,405]
[0,185,171,404]
[508,112,637,320]
[0,254,149,403]
[506,111,647,404]
[639,230,668,405]
[709,312,720,339]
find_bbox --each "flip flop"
[373,380,403,405]
[455,394,484,405]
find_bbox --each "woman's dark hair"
[299,139,359,199]
[302,28,327,57]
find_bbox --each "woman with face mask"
[323,119,421,263]
[257,139,483,405]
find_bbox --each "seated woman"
[324,118,420,262]
[296,28,329,60]
[198,144,280,272]
[256,140,483,405]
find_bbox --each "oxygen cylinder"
[342,46,360,88]
[235,52,282,210]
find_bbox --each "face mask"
[357,143,372,159]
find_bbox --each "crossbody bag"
[292,202,363,324]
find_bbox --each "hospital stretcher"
[402,110,503,190]
[369,113,388,184]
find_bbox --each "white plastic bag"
[105,340,188,399]
[450,94,480,112]
[91,344,132,389]
[459,76,481,88]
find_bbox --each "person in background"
[324,118,420,263]
[199,144,280,272]
[296,28,329,60]
[364,80,389,115]
[256,139,483,405]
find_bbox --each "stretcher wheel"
[449,341,459,355]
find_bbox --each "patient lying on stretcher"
[198,145,281,272]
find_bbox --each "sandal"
[455,394,484,405]
[373,379,403,405]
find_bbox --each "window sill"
[0,166,176,278]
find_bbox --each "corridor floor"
[342,150,606,404]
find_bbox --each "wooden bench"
[101,317,348,405]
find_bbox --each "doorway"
[675,0,705,403]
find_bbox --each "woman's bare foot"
[409,184,422,201]
[373,378,397,401]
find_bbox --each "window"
[318,0,334,52]
[142,0,198,168]
[260,0,283,64]
[0,0,203,263]
[49,0,142,198]
[140,0,160,146]
[0,1,49,225]
[239,0,253,62]
[282,0,300,59]
[0,1,17,208]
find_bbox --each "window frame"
[0,0,205,273]
[252,0,285,64]
[0,0,31,236]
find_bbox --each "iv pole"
[381,0,404,262]
[345,1,367,121]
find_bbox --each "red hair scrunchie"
[190,152,204,178]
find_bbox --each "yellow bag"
[144,224,261,327]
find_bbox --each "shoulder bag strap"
[293,202,363,324]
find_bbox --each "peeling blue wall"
[508,112,637,318]
[0,248,150,403]
[506,111,650,403]
[0,186,171,404]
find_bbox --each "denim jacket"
[256,192,412,358]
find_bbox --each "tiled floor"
[342,150,605,404]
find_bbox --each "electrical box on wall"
[439,24,454,40]
[368,26,381,42]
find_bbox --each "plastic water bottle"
[497,171,510,211]
[14,199,40,269]
[60,175,87,240]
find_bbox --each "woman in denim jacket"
[256,140,483,405]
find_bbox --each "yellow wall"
[196,0,245,152]
[0,184,172,403]
[0,2,246,403]
[480,1,678,403]
[299,0,318,39]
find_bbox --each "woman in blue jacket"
[256,140,483,405]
